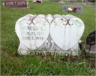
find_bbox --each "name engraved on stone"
[21,26,44,40]
[5,2,14,6]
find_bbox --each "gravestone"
[62,5,83,13]
[65,0,77,1]
[50,0,60,2]
[33,0,37,2]
[15,14,85,55]
[69,0,74,3]
[4,0,28,8]
[33,0,42,3]
[58,0,64,4]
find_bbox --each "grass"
[1,0,96,75]
[1,51,95,75]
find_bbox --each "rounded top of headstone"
[36,14,45,18]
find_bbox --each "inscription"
[17,2,26,5]
[22,36,44,40]
[21,32,44,36]
[4,0,27,7]
[5,2,14,6]
[20,25,45,40]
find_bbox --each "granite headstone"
[4,0,28,8]
[50,0,60,2]
[62,5,83,13]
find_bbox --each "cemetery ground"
[1,0,96,75]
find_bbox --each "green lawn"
[1,0,95,75]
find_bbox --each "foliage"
[1,51,95,75]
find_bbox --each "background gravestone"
[4,0,28,8]
[62,5,83,13]
[50,0,60,2]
